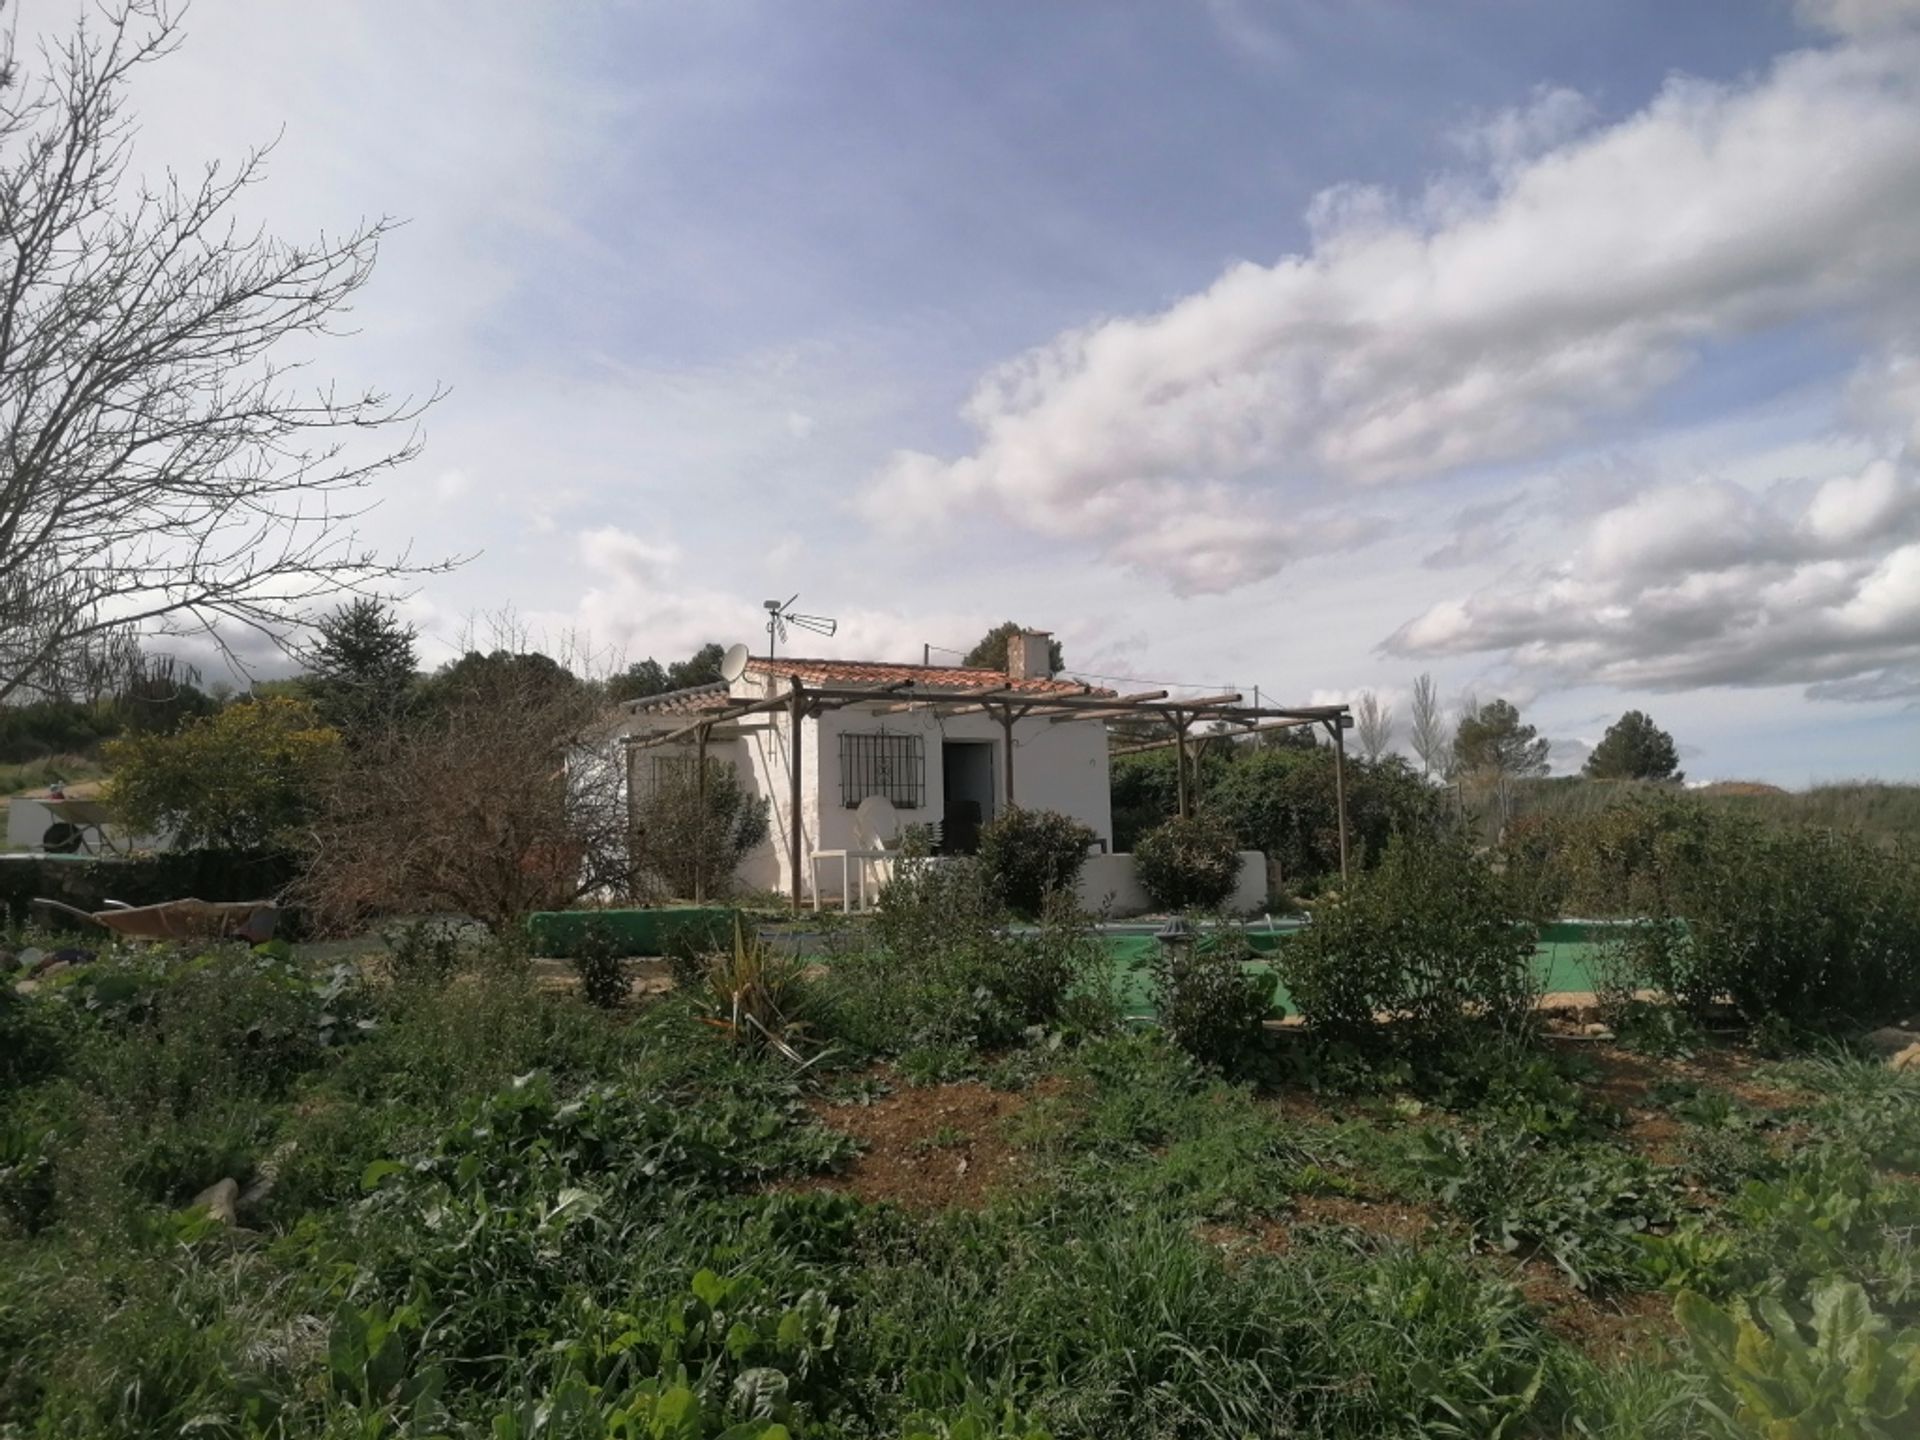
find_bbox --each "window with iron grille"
[650,754,699,791]
[839,731,925,809]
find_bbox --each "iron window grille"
[839,731,925,809]
[648,754,699,793]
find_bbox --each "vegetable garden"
[4,796,1920,1438]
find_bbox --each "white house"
[615,631,1110,900]
[611,628,1277,913]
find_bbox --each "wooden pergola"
[626,678,1354,907]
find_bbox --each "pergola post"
[1001,708,1018,810]
[1328,716,1351,883]
[788,679,805,910]
[1172,714,1191,818]
[693,723,710,903]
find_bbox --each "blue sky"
[58,0,1920,782]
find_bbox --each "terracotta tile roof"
[621,680,731,716]
[746,656,1113,698]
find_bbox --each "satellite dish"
[719,643,750,683]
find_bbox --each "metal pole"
[694,723,709,904]
[788,680,804,910]
[1330,717,1351,883]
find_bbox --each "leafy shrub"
[820,858,1114,1055]
[1133,811,1241,911]
[1278,834,1538,1050]
[1148,930,1277,1072]
[1207,746,1442,886]
[976,807,1096,918]
[630,760,771,900]
[568,922,628,1009]
[1678,1279,1920,1438]
[105,695,342,850]
[1593,822,1920,1029]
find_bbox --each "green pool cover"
[1100,921,1618,1020]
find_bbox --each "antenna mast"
[762,595,838,660]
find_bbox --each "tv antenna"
[762,594,837,659]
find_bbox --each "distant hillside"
[1509,776,1920,845]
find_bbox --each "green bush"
[1278,834,1539,1049]
[629,760,771,900]
[1148,929,1277,1072]
[568,922,628,1009]
[1585,817,1920,1029]
[820,857,1115,1055]
[1133,811,1241,912]
[976,807,1096,918]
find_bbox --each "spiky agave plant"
[697,917,818,1064]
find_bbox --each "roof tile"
[745,656,1111,698]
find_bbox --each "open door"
[940,740,995,855]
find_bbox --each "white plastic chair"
[811,796,904,913]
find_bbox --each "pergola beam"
[1108,715,1320,757]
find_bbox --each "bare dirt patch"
[1506,1258,1679,1360]
[798,1076,1051,1211]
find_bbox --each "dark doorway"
[941,740,995,855]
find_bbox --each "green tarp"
[526,906,738,959]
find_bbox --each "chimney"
[1007,628,1053,682]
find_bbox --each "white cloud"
[1385,453,1920,699]
[562,526,1011,672]
[1797,0,1920,37]
[861,27,1920,588]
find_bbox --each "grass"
[3,926,1918,1437]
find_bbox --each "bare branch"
[0,1,450,703]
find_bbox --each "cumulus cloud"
[1797,0,1920,37]
[1385,455,1920,699]
[564,526,1014,671]
[861,26,1920,589]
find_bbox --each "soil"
[797,1075,1051,1211]
[1504,1256,1679,1360]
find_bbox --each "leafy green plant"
[105,694,342,850]
[1678,1279,1920,1438]
[1133,811,1241,911]
[569,920,629,1009]
[1279,834,1539,1052]
[976,807,1096,919]
[1410,1123,1677,1290]
[821,859,1114,1057]
[631,759,772,901]
[1148,930,1277,1073]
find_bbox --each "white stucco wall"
[1077,851,1270,918]
[619,674,1117,901]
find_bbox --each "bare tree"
[1353,689,1395,762]
[299,651,629,933]
[0,3,445,704]
[1408,672,1447,778]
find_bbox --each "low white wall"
[1076,850,1268,917]
[4,798,169,854]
